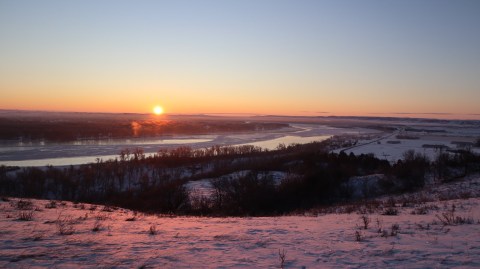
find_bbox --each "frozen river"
[0,124,375,167]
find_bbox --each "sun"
[153,105,164,115]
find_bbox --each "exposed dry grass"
[435,205,475,226]
[17,211,34,221]
[148,224,157,235]
[56,215,76,235]
[92,220,103,232]
[278,248,287,268]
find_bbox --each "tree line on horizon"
[0,118,288,142]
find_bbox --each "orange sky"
[1,1,479,120]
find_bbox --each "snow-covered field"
[2,118,480,268]
[2,176,480,268]
[337,123,480,162]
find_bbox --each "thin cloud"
[369,112,453,115]
[298,111,330,114]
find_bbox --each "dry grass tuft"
[17,211,34,221]
[355,230,363,242]
[360,214,370,229]
[56,215,76,235]
[92,220,103,232]
[278,248,287,268]
[148,224,157,235]
[435,205,474,226]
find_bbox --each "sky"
[1,0,479,119]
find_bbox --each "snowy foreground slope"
[1,178,480,268]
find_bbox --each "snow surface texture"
[2,177,480,268]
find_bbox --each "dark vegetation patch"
[1,139,479,216]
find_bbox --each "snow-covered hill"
[1,177,480,268]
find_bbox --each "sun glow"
[153,105,164,115]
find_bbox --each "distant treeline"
[0,118,288,142]
[1,141,479,216]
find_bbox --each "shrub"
[15,200,33,210]
[211,172,278,216]
[115,180,190,214]
[393,150,429,191]
[379,230,388,237]
[390,224,400,236]
[101,206,115,212]
[383,207,398,216]
[45,200,57,209]
[412,206,428,215]
[411,204,439,215]
[416,223,430,230]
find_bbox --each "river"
[0,124,374,167]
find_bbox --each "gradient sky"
[1,0,479,119]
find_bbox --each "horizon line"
[1,108,479,122]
